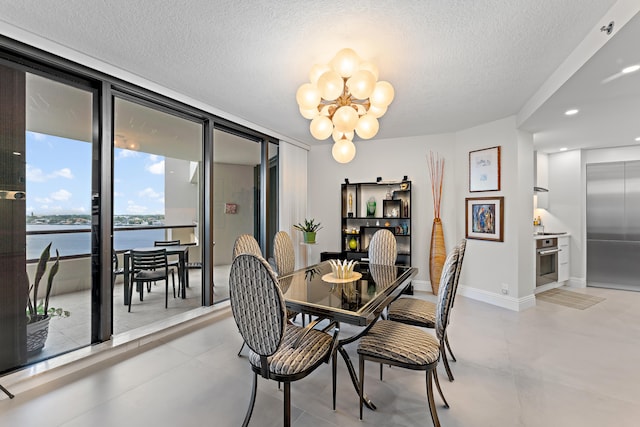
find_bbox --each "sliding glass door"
[211,128,278,302]
[1,63,96,373]
[112,96,204,332]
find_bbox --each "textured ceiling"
[0,0,621,146]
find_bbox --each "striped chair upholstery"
[229,254,337,427]
[387,239,467,381]
[232,234,262,258]
[232,234,262,356]
[357,246,460,427]
[273,231,295,275]
[368,228,397,265]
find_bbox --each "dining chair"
[367,228,397,265]
[273,231,295,275]
[273,231,305,324]
[112,249,125,288]
[232,234,263,356]
[386,239,467,381]
[357,246,460,426]
[154,239,183,287]
[229,253,338,427]
[128,248,176,312]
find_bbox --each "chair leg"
[128,280,134,312]
[445,334,457,362]
[172,270,176,298]
[441,342,454,382]
[165,279,169,309]
[433,367,449,408]
[359,356,365,420]
[426,370,441,427]
[380,363,383,381]
[242,372,258,427]
[284,381,291,427]
[332,348,337,410]
[237,342,245,357]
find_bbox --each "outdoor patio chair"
[128,248,176,312]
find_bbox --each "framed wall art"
[465,197,504,242]
[469,146,501,192]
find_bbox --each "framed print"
[469,146,501,192]
[465,197,504,242]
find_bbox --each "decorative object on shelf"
[328,259,358,279]
[469,146,501,192]
[428,151,446,294]
[366,197,376,217]
[295,48,395,164]
[293,218,323,244]
[348,193,353,217]
[26,242,70,354]
[349,236,358,250]
[465,197,504,241]
[385,186,393,200]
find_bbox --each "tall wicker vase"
[429,218,446,294]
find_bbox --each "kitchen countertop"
[533,232,570,239]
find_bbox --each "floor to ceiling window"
[112,97,204,333]
[211,128,278,302]
[0,40,280,375]
[1,63,97,373]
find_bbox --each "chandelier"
[296,48,394,163]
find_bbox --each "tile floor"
[2,285,640,426]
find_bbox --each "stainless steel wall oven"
[536,238,559,287]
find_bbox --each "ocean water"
[27,225,165,260]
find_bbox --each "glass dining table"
[278,260,418,409]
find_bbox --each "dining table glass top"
[278,260,417,326]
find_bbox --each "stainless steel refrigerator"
[586,161,640,290]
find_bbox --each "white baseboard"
[568,277,586,288]
[458,285,536,311]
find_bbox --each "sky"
[26,131,165,216]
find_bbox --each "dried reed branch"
[427,151,445,218]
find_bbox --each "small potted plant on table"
[293,218,323,244]
[26,242,70,354]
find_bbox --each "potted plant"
[26,242,70,354]
[293,218,323,244]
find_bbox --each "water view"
[27,224,165,260]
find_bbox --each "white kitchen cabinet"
[557,236,570,282]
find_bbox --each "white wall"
[307,133,457,289]
[454,116,535,310]
[308,116,536,310]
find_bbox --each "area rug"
[536,288,605,310]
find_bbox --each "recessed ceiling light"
[565,109,579,116]
[622,64,640,74]
[559,147,568,152]
[635,137,640,142]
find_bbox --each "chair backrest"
[131,249,169,272]
[112,250,119,270]
[273,231,295,275]
[368,229,397,265]
[232,234,262,258]
[229,253,286,359]
[154,240,181,247]
[450,239,467,307]
[435,245,460,342]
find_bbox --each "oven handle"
[538,248,561,255]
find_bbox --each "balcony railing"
[26,224,196,262]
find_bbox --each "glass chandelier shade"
[296,48,394,163]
